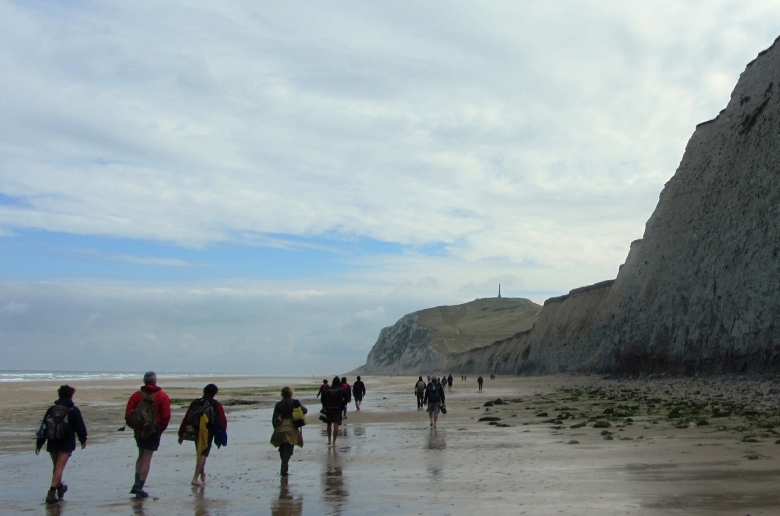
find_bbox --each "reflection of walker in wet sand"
[270,477,303,516]
[323,449,348,514]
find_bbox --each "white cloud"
[2,302,28,314]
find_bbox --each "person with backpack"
[352,376,366,411]
[340,377,352,419]
[35,385,87,504]
[177,383,227,486]
[316,379,329,408]
[414,377,426,409]
[270,386,308,476]
[322,376,345,447]
[125,371,171,498]
[424,377,446,428]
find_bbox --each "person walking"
[270,386,307,476]
[447,374,453,390]
[35,385,88,504]
[414,377,426,409]
[424,377,446,428]
[125,371,171,498]
[322,377,345,447]
[352,376,366,411]
[316,379,329,408]
[477,375,484,392]
[177,383,228,486]
[340,377,352,419]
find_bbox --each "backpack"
[323,387,343,408]
[426,383,440,403]
[292,400,307,428]
[415,381,425,394]
[129,391,158,436]
[45,405,74,441]
[182,398,216,441]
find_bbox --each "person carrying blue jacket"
[35,385,88,504]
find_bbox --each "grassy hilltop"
[417,297,541,355]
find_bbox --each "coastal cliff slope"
[363,36,780,376]
[451,37,780,375]
[358,298,540,374]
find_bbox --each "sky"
[1,1,780,375]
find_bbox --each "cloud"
[1,302,28,314]
[1,2,780,372]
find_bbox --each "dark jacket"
[36,399,88,451]
[177,398,228,438]
[424,382,445,404]
[341,382,352,403]
[272,398,308,423]
[323,386,346,410]
[353,380,366,398]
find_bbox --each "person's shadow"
[270,476,303,516]
[322,448,348,515]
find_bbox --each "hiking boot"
[56,484,68,499]
[45,488,59,504]
[129,485,138,494]
[135,489,149,498]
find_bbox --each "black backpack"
[426,383,440,403]
[323,387,343,408]
[182,398,216,441]
[45,405,74,441]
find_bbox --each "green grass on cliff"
[416,297,541,355]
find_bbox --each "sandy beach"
[3,373,780,515]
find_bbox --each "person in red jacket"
[177,383,228,486]
[124,371,171,498]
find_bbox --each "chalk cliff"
[358,297,540,374]
[362,36,780,376]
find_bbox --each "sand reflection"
[44,501,65,516]
[322,448,348,515]
[270,477,303,516]
[425,429,446,481]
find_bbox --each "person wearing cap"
[125,371,171,498]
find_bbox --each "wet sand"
[3,374,780,515]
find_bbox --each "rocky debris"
[483,401,494,407]
[478,416,501,422]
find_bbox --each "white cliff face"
[453,37,780,376]
[359,314,446,374]
[367,37,780,377]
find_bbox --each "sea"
[0,370,322,388]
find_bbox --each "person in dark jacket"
[340,377,352,419]
[316,379,329,408]
[477,375,484,391]
[415,377,426,409]
[352,376,366,411]
[125,371,171,498]
[424,378,446,428]
[177,383,228,486]
[36,385,87,504]
[322,376,345,447]
[270,386,307,476]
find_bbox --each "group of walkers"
[35,371,227,504]
[35,369,488,503]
